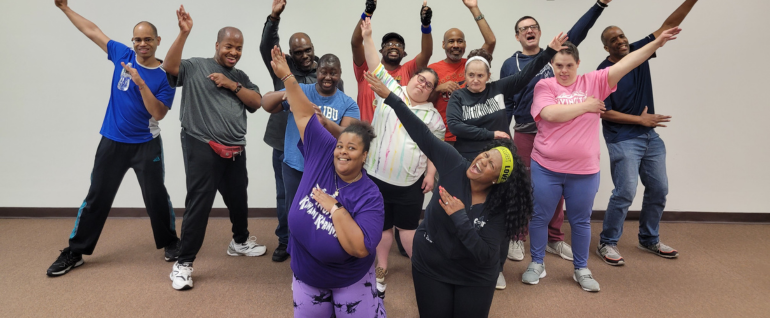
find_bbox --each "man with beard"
[260,0,345,263]
[47,0,180,277]
[499,0,612,265]
[163,6,266,291]
[596,0,698,266]
[261,54,360,264]
[352,0,433,123]
[429,0,497,145]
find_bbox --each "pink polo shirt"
[530,68,616,174]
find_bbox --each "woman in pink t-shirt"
[523,28,681,292]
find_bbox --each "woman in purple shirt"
[270,46,386,318]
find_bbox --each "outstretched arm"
[608,27,680,88]
[164,5,193,77]
[565,0,610,47]
[415,1,434,69]
[352,0,377,67]
[260,0,286,83]
[270,46,315,143]
[463,0,496,55]
[654,0,697,38]
[55,0,109,53]
[361,18,382,72]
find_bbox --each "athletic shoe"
[272,243,289,262]
[597,243,625,266]
[376,281,386,299]
[573,268,600,292]
[638,242,679,259]
[495,272,506,290]
[46,247,84,277]
[546,241,574,261]
[170,262,193,290]
[521,262,546,285]
[227,236,267,257]
[375,267,388,298]
[164,240,180,262]
[507,240,525,261]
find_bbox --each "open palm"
[177,5,193,32]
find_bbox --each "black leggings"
[412,266,496,318]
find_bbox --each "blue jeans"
[273,149,288,245]
[600,130,668,246]
[530,160,599,269]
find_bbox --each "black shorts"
[370,175,425,231]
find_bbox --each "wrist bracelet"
[281,74,294,83]
[361,12,372,20]
[596,0,608,8]
[475,13,485,22]
[421,25,431,34]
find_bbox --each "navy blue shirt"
[597,34,656,143]
[500,2,606,130]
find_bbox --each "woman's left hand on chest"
[438,186,465,216]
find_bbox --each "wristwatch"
[234,82,242,94]
[330,202,344,218]
[475,13,485,22]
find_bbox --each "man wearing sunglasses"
[351,0,434,123]
[47,0,180,277]
[499,0,612,265]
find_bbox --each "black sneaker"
[47,247,84,277]
[272,243,289,262]
[164,240,180,262]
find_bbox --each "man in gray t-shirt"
[162,6,267,291]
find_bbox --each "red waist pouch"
[208,140,243,159]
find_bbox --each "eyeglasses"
[517,24,540,33]
[132,37,156,44]
[416,74,434,90]
[382,42,404,49]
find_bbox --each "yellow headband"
[493,146,514,184]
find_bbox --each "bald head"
[442,28,467,62]
[288,32,315,72]
[134,21,158,37]
[443,28,465,42]
[217,27,243,43]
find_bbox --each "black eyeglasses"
[517,24,540,33]
[132,37,156,44]
[416,74,434,90]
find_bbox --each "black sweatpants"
[412,266,496,318]
[177,132,250,263]
[69,136,178,255]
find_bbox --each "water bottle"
[117,62,132,91]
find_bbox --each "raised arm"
[463,0,496,55]
[270,46,315,143]
[415,1,434,69]
[352,0,377,67]
[654,0,697,38]
[498,34,565,98]
[55,0,109,53]
[164,5,192,77]
[565,0,610,47]
[260,0,286,83]
[608,27,680,88]
[361,18,381,72]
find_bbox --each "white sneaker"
[170,262,193,290]
[495,272,506,290]
[573,268,600,292]
[507,240,525,261]
[546,241,574,261]
[227,236,267,257]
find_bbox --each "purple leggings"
[292,265,386,318]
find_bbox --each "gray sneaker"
[573,268,600,292]
[521,262,546,285]
[546,241,574,261]
[597,243,625,266]
[507,240,525,261]
[638,242,679,259]
[495,272,506,290]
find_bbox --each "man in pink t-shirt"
[351,0,434,123]
[522,28,681,293]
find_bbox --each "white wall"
[0,0,767,213]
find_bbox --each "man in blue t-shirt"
[47,0,179,277]
[596,0,698,266]
[498,0,612,266]
[262,54,361,236]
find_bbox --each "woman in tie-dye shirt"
[359,18,445,297]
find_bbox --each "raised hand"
[420,1,432,26]
[548,32,569,51]
[54,0,67,8]
[271,0,286,19]
[365,0,377,15]
[363,71,391,99]
[656,27,681,48]
[176,5,193,33]
[583,96,606,114]
[360,17,373,39]
[494,131,511,139]
[462,0,477,9]
[208,73,236,91]
[638,106,671,127]
[121,62,145,88]
[437,186,464,216]
[270,45,292,79]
